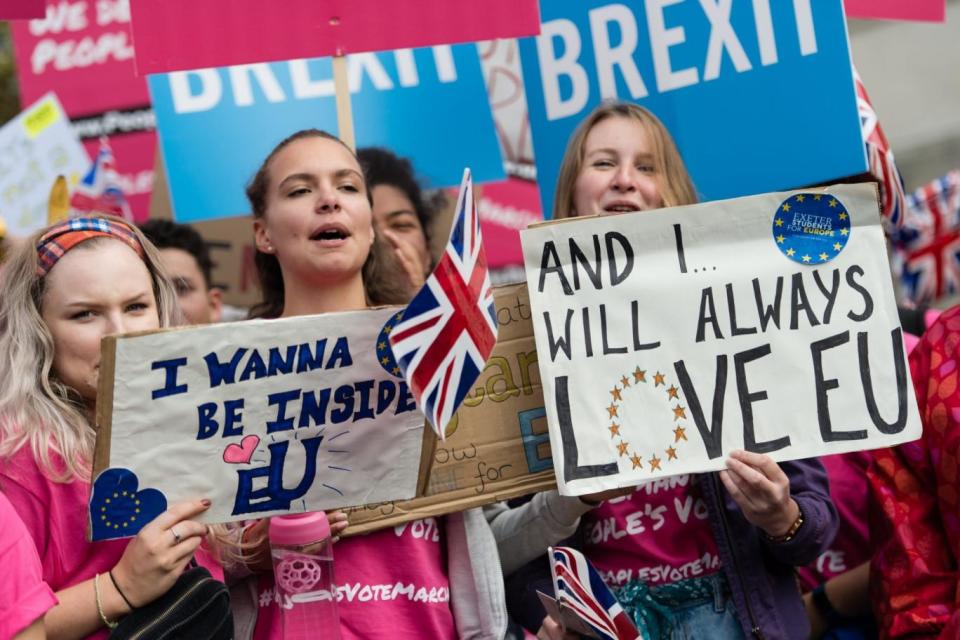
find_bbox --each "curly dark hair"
[357,147,435,247]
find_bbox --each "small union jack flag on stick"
[70,137,133,222]
[388,169,498,439]
[550,547,640,640]
[854,67,907,233]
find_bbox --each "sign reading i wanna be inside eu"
[149,45,504,223]
[518,1,866,218]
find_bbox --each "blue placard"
[518,1,866,218]
[149,45,504,222]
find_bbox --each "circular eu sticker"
[773,193,850,265]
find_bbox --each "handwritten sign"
[0,93,90,236]
[346,283,557,535]
[92,308,425,540]
[520,183,922,496]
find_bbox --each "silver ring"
[170,525,182,544]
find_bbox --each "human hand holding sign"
[110,498,212,609]
[720,449,802,538]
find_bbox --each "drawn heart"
[223,435,260,464]
[89,468,167,541]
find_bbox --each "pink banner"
[844,0,945,22]
[474,178,543,269]
[129,0,541,75]
[0,0,45,19]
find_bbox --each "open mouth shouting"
[309,222,351,247]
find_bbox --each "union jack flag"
[854,68,907,232]
[549,546,640,640]
[70,137,133,222]
[890,171,960,304]
[388,169,497,439]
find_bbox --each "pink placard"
[844,0,945,22]
[10,1,150,116]
[474,178,543,269]
[129,0,541,75]
[0,0,45,19]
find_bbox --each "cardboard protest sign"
[345,282,557,535]
[0,93,90,236]
[128,0,540,75]
[148,45,504,222]
[520,183,922,496]
[10,1,158,220]
[518,0,865,218]
[845,0,945,23]
[91,308,425,540]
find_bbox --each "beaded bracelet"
[94,573,119,630]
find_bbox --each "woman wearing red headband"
[0,216,224,639]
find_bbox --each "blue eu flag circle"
[772,193,851,265]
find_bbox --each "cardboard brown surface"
[345,281,558,535]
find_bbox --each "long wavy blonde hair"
[553,101,699,220]
[0,215,180,482]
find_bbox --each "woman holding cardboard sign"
[506,102,838,640]
[232,129,506,639]
[0,217,227,639]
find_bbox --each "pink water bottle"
[269,513,342,639]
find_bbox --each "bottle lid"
[269,511,331,546]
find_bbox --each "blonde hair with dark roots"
[0,214,181,482]
[553,101,699,220]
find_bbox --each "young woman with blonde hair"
[0,216,224,639]
[502,102,838,640]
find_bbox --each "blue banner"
[518,0,866,218]
[149,45,504,222]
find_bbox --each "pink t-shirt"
[0,447,224,640]
[582,475,721,587]
[0,490,58,639]
[797,451,872,591]
[253,516,456,639]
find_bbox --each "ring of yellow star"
[775,194,850,266]
[604,367,688,475]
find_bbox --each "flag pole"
[332,54,355,151]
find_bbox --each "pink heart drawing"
[223,435,260,464]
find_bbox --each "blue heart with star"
[376,309,405,378]
[90,468,167,541]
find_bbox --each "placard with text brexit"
[518,0,865,218]
[520,183,921,496]
[148,45,504,222]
